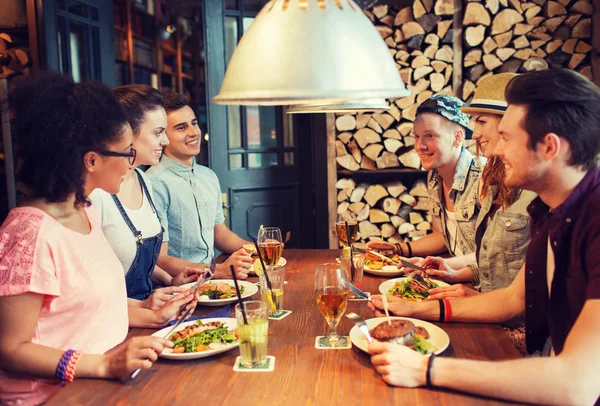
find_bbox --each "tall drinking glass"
[257,227,283,273]
[235,301,269,368]
[336,212,358,248]
[315,263,350,348]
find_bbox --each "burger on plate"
[370,319,415,345]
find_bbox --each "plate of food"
[363,250,405,277]
[249,257,287,276]
[180,279,258,306]
[153,317,239,360]
[378,277,450,301]
[349,316,449,356]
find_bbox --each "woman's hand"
[426,284,480,300]
[100,336,173,379]
[171,267,207,287]
[396,256,425,273]
[418,256,459,283]
[368,341,428,387]
[368,294,416,318]
[140,286,188,310]
[152,289,197,326]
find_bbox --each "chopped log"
[385,37,396,48]
[483,37,498,54]
[394,29,406,44]
[572,18,591,38]
[426,213,433,223]
[525,5,542,20]
[395,50,411,62]
[422,0,435,12]
[337,202,350,215]
[402,104,419,122]
[384,138,403,154]
[432,60,448,72]
[575,41,593,53]
[412,55,431,69]
[494,31,513,47]
[434,0,454,15]
[356,114,371,129]
[410,212,425,224]
[381,223,397,239]
[376,26,393,39]
[395,96,415,110]
[336,155,359,171]
[367,118,383,134]
[544,1,567,17]
[383,129,402,141]
[509,0,523,12]
[349,202,366,215]
[437,20,452,39]
[357,204,371,221]
[417,89,434,105]
[388,104,401,122]
[532,48,548,59]
[361,156,377,171]
[335,140,348,157]
[527,16,545,27]
[409,229,428,239]
[407,34,425,50]
[397,122,414,137]
[337,132,352,144]
[380,15,394,28]
[414,197,432,211]
[350,184,367,203]
[546,39,564,53]
[409,179,429,197]
[400,194,417,208]
[484,53,503,70]
[398,150,421,169]
[394,7,414,26]
[514,48,533,59]
[463,80,476,100]
[353,128,381,149]
[391,215,407,228]
[413,0,427,19]
[347,139,362,164]
[399,68,413,85]
[382,197,402,215]
[579,65,592,80]
[373,113,395,131]
[464,3,491,26]
[423,44,439,59]
[417,222,433,231]
[386,181,407,198]
[496,47,516,61]
[465,49,483,65]
[486,0,500,14]
[398,222,416,235]
[417,14,442,33]
[430,72,445,91]
[571,0,593,15]
[373,4,388,19]
[402,21,426,39]
[425,33,440,45]
[364,9,375,22]
[491,9,524,35]
[441,28,453,44]
[435,45,453,62]
[363,144,384,161]
[568,53,586,69]
[544,16,566,32]
[523,56,549,71]
[467,64,487,83]
[338,189,350,202]
[405,136,416,147]
[370,209,390,223]
[414,66,434,81]
[443,65,452,86]
[397,204,413,220]
[364,185,389,207]
[359,220,380,238]
[562,38,578,53]
[376,152,401,169]
[514,23,534,35]
[335,115,356,132]
[513,36,530,49]
[564,14,582,27]
[336,178,355,190]
[531,39,548,50]
[553,25,571,40]
[557,0,570,5]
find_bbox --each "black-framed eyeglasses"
[98,147,136,165]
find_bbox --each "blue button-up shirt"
[145,155,225,264]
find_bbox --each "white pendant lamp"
[213,0,411,106]
[286,98,390,114]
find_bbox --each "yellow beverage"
[261,288,284,315]
[258,241,283,267]
[237,319,269,367]
[316,288,349,325]
[336,221,358,247]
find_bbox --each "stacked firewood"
[462,0,594,100]
[0,31,31,79]
[337,177,433,245]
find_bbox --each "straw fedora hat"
[461,73,518,116]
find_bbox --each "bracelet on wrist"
[443,298,452,322]
[406,241,413,257]
[56,349,82,383]
[467,264,481,291]
[426,353,437,386]
[438,300,445,323]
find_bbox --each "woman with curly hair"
[89,85,207,316]
[0,72,192,405]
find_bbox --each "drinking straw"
[230,265,247,324]
[345,221,356,281]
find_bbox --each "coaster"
[314,336,352,349]
[349,292,371,301]
[269,310,292,320]
[233,356,275,372]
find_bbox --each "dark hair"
[163,92,190,114]
[505,69,600,170]
[7,71,128,207]
[113,84,164,135]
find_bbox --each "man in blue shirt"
[146,94,252,279]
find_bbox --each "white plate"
[152,317,239,360]
[378,277,450,295]
[182,279,259,307]
[249,257,287,276]
[364,265,405,277]
[349,316,449,356]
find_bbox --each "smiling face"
[413,113,463,171]
[164,105,201,162]
[132,107,169,167]
[472,113,501,159]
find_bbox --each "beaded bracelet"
[55,349,81,382]
[65,350,82,382]
[467,264,481,291]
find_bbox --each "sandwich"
[369,319,434,354]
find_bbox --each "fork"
[346,312,373,343]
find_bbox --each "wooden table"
[47,249,521,405]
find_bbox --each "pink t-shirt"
[0,206,129,406]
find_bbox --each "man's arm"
[157,242,209,277]
[431,299,600,405]
[214,222,250,254]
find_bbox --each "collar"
[161,154,196,179]
[431,147,476,192]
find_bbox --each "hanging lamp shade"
[213,0,411,106]
[286,98,390,114]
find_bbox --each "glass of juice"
[315,263,350,348]
[235,301,269,368]
[260,265,285,316]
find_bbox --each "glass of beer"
[315,263,350,348]
[257,227,283,273]
[235,301,269,368]
[260,265,285,316]
[336,212,358,248]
